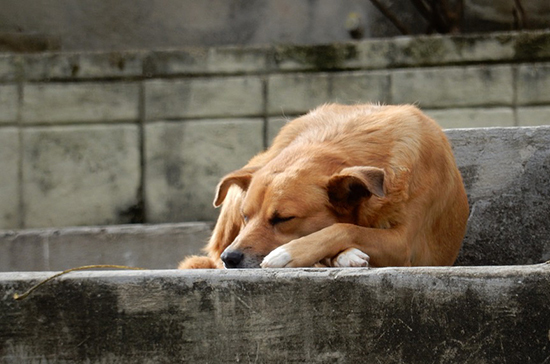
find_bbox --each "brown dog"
[179,104,469,269]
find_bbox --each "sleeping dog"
[179,104,469,269]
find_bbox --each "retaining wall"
[0,30,550,230]
[1,265,549,363]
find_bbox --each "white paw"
[332,248,370,268]
[261,246,292,268]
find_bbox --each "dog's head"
[213,155,385,268]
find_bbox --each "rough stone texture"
[267,116,289,145]
[144,47,268,76]
[21,125,140,228]
[267,73,331,115]
[23,52,143,81]
[267,71,392,114]
[0,231,48,271]
[144,77,264,120]
[0,85,18,123]
[389,34,516,66]
[331,71,391,105]
[0,223,211,271]
[449,126,550,266]
[21,83,140,123]
[145,119,264,222]
[425,108,515,129]
[0,128,20,229]
[1,265,549,363]
[517,106,550,126]
[0,55,18,82]
[517,63,550,105]
[391,65,514,108]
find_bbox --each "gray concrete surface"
[1,265,549,363]
[0,223,212,271]
[0,1,548,52]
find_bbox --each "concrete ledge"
[0,223,212,271]
[1,265,549,363]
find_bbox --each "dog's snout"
[221,250,244,268]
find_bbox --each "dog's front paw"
[331,248,370,268]
[261,246,292,268]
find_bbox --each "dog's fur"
[179,104,469,269]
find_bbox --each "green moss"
[275,43,358,70]
[403,37,447,63]
[514,32,550,60]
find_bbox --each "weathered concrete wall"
[451,126,550,266]
[1,0,549,52]
[1,265,549,363]
[0,223,211,272]
[0,31,549,229]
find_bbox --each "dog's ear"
[213,166,259,207]
[327,166,385,210]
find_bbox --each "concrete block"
[21,124,140,228]
[45,223,212,270]
[145,119,264,222]
[1,266,549,362]
[0,223,212,272]
[0,85,18,124]
[143,48,210,76]
[0,230,48,271]
[208,46,268,74]
[267,73,330,115]
[267,116,288,146]
[23,52,143,80]
[144,77,263,119]
[272,43,362,71]
[21,82,140,123]
[389,33,515,67]
[517,106,550,126]
[22,53,76,80]
[0,55,18,82]
[0,128,20,229]
[144,47,267,76]
[355,39,393,69]
[447,126,550,265]
[331,71,391,105]
[517,63,550,105]
[426,107,515,129]
[392,65,514,108]
[74,52,143,79]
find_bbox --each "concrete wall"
[0,0,549,52]
[1,266,549,363]
[0,30,549,230]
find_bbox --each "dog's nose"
[221,250,244,268]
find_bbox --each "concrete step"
[1,265,549,363]
[0,222,212,271]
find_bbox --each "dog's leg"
[261,223,410,268]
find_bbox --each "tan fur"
[178,104,469,269]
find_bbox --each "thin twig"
[13,265,146,301]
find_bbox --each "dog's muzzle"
[220,249,245,268]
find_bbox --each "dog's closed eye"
[269,215,296,226]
